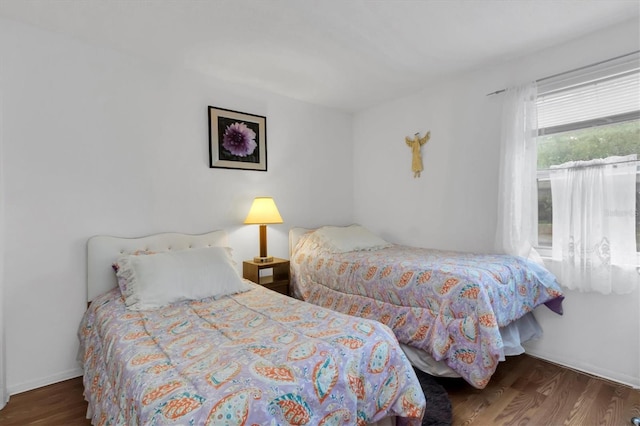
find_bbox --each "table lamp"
[244,197,283,263]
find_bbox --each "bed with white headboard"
[289,225,565,389]
[79,229,425,425]
[87,230,229,302]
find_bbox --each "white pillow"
[313,225,392,253]
[115,246,253,310]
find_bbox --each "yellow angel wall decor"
[405,131,430,178]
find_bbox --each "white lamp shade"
[244,197,283,224]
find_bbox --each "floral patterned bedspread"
[291,233,564,389]
[78,285,425,425]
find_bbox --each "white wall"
[353,19,640,387]
[0,19,354,393]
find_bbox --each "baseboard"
[8,367,83,395]
[525,349,640,389]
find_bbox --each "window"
[535,59,640,254]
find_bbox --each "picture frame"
[208,106,267,171]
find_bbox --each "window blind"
[537,70,639,132]
[536,52,640,134]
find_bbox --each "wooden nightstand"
[242,257,290,296]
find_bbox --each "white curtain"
[548,154,638,294]
[0,57,6,409]
[495,82,542,263]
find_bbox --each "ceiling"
[1,0,638,112]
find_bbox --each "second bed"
[290,225,564,389]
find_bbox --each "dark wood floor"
[441,355,640,425]
[0,354,638,425]
[0,375,89,425]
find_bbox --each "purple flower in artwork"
[222,122,257,157]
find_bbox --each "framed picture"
[208,106,267,171]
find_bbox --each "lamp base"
[253,256,274,263]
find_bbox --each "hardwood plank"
[598,385,631,426]
[493,386,546,425]
[0,355,638,426]
[440,355,640,426]
[528,368,585,424]
[0,378,90,426]
[623,385,640,424]
[475,387,521,425]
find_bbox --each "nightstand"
[242,257,290,296]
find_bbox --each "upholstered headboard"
[288,227,315,257]
[87,230,228,302]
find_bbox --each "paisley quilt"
[78,285,425,425]
[291,233,564,389]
